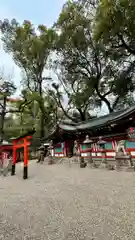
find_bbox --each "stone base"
[88,163,94,168]
[115,154,131,170]
[80,162,87,168]
[72,156,79,163]
[48,157,55,165]
[92,162,99,168]
[99,163,107,169]
[107,164,115,170]
[116,166,135,171]
[116,166,126,171]
[0,168,9,176]
[126,166,135,172]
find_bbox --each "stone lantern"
[48,140,55,165]
[97,136,107,165]
[48,140,54,156]
[81,135,93,165]
[97,136,106,149]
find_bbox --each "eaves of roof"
[58,106,135,131]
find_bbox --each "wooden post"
[23,138,29,179]
[11,144,17,175]
[11,140,17,175]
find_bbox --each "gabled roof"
[58,106,135,132]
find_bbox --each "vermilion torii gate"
[11,130,35,179]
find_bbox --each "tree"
[50,72,98,122]
[93,0,135,107]
[54,0,135,114]
[94,0,135,50]
[15,88,63,138]
[0,19,57,138]
[0,75,16,143]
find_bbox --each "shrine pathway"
[0,160,135,240]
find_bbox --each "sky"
[0,0,66,96]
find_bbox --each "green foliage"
[93,0,135,107]
[94,0,135,46]
[0,20,56,92]
[0,79,16,99]
[0,19,58,138]
[54,0,127,114]
[2,89,62,141]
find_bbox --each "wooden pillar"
[11,144,17,175]
[23,138,28,179]
[64,142,67,157]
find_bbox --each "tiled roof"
[58,106,135,131]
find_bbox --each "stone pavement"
[0,160,135,240]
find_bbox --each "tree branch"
[119,34,135,55]
[95,85,113,112]
[83,98,92,113]
[0,102,3,108]
[52,89,78,123]
[112,96,120,110]
[103,83,114,97]
[5,100,33,114]
[56,96,77,122]
[77,108,86,121]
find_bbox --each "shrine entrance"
[11,130,35,179]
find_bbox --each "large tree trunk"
[39,80,45,139]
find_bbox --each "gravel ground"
[0,161,135,240]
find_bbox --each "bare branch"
[112,96,120,110]
[95,85,113,112]
[119,34,135,55]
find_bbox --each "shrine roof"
[58,106,135,131]
[0,140,12,146]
